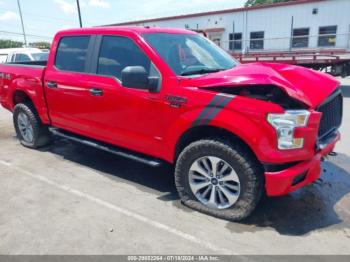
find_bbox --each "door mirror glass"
[121,66,160,92]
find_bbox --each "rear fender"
[9,77,50,124]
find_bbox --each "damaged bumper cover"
[264,131,340,196]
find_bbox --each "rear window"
[55,36,90,72]
[0,54,7,63]
[14,53,31,62]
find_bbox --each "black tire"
[13,103,51,148]
[175,139,264,221]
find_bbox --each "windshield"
[143,33,237,76]
[31,52,49,61]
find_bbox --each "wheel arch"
[12,89,32,107]
[174,125,261,166]
[11,88,50,124]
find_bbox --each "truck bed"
[5,60,47,67]
[0,62,46,113]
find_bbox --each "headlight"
[267,110,310,150]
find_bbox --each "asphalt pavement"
[0,79,350,255]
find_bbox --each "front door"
[81,35,171,156]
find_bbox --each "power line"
[0,7,75,23]
[0,30,52,40]
[0,7,102,26]
[0,3,109,41]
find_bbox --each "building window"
[318,26,337,47]
[229,33,242,51]
[250,31,264,50]
[292,28,310,48]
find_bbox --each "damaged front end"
[205,84,307,110]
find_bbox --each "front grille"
[317,89,343,139]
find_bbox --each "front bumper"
[264,132,340,196]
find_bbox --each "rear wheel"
[175,139,264,221]
[13,103,51,148]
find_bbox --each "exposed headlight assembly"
[267,110,310,150]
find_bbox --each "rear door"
[44,35,97,136]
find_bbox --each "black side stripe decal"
[192,93,235,127]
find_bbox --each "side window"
[55,36,90,72]
[10,54,16,62]
[97,36,151,79]
[14,53,31,62]
[0,54,7,63]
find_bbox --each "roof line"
[106,0,324,26]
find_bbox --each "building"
[108,0,350,53]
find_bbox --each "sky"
[0,0,246,43]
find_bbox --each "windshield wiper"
[180,68,225,76]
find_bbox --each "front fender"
[164,95,316,164]
[163,105,274,163]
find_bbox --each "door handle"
[89,88,103,96]
[46,81,58,89]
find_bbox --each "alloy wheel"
[17,112,34,143]
[189,156,241,209]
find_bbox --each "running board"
[49,128,162,167]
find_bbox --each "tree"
[30,41,51,49]
[0,39,23,49]
[0,40,51,50]
[245,0,294,7]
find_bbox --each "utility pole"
[76,0,83,28]
[289,16,294,51]
[16,0,27,46]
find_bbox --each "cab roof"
[57,26,196,36]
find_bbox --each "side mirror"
[121,66,160,92]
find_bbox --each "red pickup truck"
[0,27,343,221]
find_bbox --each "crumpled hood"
[179,62,340,108]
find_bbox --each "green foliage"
[245,0,293,7]
[0,39,51,50]
[30,41,51,49]
[0,39,23,49]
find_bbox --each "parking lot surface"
[1,79,350,255]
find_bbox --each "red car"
[0,27,343,220]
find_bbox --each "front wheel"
[175,139,264,221]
